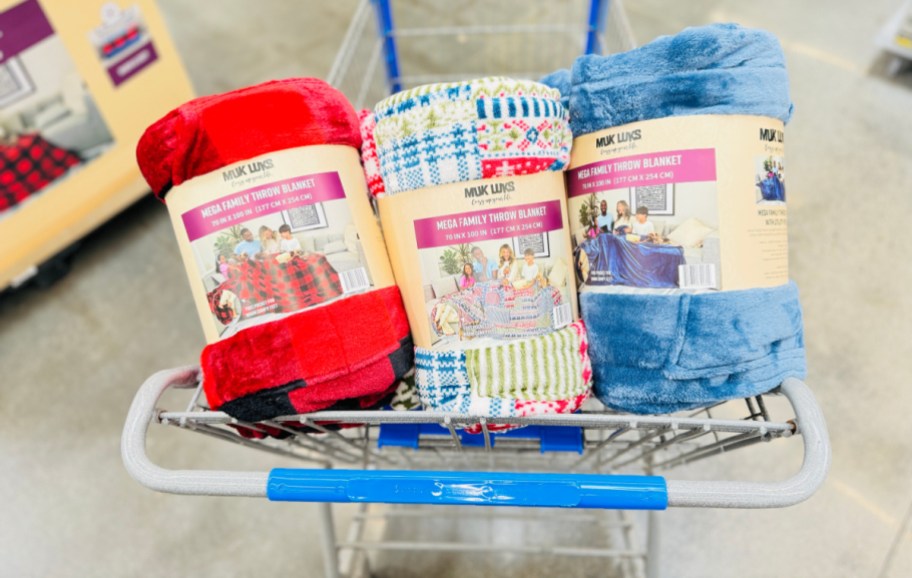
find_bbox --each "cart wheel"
[32,242,82,289]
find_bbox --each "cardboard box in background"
[0,0,194,288]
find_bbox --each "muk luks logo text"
[759,128,784,143]
[222,159,275,181]
[464,181,516,198]
[596,129,641,148]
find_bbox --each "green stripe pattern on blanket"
[464,324,585,401]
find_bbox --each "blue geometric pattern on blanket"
[475,96,563,120]
[415,348,469,412]
[373,77,570,194]
[414,348,517,418]
[378,122,482,194]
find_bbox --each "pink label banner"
[0,1,54,65]
[181,172,344,241]
[107,41,159,86]
[568,148,717,198]
[414,200,564,249]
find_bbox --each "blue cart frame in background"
[370,0,612,94]
[327,0,636,109]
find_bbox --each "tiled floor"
[1,1,910,576]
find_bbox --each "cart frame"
[123,367,830,578]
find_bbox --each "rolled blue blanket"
[544,23,805,414]
[581,283,805,414]
[544,23,793,136]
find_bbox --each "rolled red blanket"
[202,285,412,422]
[137,78,412,423]
[137,78,362,200]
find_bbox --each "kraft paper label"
[566,115,787,292]
[378,172,578,350]
[166,145,395,343]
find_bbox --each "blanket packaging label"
[166,145,396,343]
[566,115,787,292]
[378,172,579,349]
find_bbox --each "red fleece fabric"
[136,78,413,425]
[201,286,412,418]
[136,78,362,200]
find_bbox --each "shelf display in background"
[0,0,115,215]
[876,0,912,75]
[0,0,194,289]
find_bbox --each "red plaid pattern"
[1,134,81,213]
[221,253,343,316]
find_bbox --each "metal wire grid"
[150,384,793,578]
[157,383,795,476]
[336,503,647,578]
[120,368,828,578]
[327,0,637,109]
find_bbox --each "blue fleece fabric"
[542,23,793,136]
[542,24,804,413]
[580,283,805,414]
[540,69,571,111]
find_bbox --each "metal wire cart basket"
[122,3,830,577]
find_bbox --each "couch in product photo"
[423,258,570,344]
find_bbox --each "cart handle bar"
[122,367,829,510]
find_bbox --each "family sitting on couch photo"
[586,200,663,244]
[202,218,370,334]
[462,244,549,291]
[426,240,571,344]
[575,190,722,289]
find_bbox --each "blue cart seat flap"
[267,469,668,510]
[378,423,584,453]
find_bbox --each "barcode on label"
[340,267,370,293]
[552,303,572,329]
[679,264,717,289]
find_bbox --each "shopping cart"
[123,367,828,578]
[326,0,636,108]
[122,3,830,577]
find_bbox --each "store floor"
[2,1,911,576]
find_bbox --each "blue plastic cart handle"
[267,469,667,510]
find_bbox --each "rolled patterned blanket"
[415,321,592,433]
[367,76,590,426]
[137,78,412,423]
[202,285,412,421]
[546,23,793,137]
[370,76,572,195]
[543,24,806,414]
